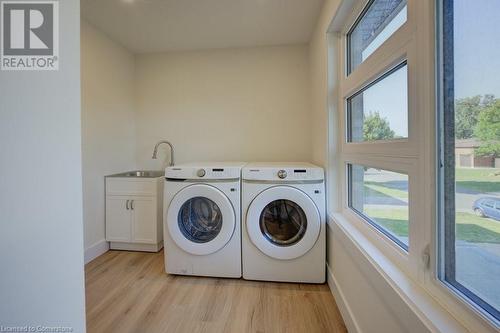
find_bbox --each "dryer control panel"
[242,162,324,182]
[166,162,245,180]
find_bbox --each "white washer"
[242,162,326,283]
[164,162,245,278]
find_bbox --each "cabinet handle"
[131,200,134,210]
[126,200,129,210]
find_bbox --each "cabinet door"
[131,197,157,244]
[106,197,132,242]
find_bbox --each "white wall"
[134,45,312,169]
[79,31,313,264]
[0,0,86,331]
[81,20,137,261]
[327,224,432,333]
[309,0,339,167]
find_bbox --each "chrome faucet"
[152,140,175,166]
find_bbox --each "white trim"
[340,153,422,277]
[326,262,361,333]
[84,239,109,264]
[328,213,469,333]
[109,241,163,253]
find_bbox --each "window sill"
[328,212,469,333]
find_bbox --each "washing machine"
[164,162,245,278]
[242,162,326,283]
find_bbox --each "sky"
[363,65,408,137]
[454,0,500,99]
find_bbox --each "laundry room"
[80,0,337,331]
[3,0,499,332]
[79,0,500,332]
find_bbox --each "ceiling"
[81,0,325,54]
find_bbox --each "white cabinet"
[105,197,132,242]
[131,197,156,244]
[105,175,164,252]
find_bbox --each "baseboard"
[327,263,362,333]
[84,239,109,264]
[109,241,163,252]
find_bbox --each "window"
[439,0,500,321]
[348,164,409,249]
[341,0,413,254]
[347,62,408,142]
[347,0,407,74]
[334,0,499,329]
[483,200,494,209]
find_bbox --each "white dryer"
[164,162,245,278]
[242,162,325,283]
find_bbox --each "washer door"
[246,186,320,260]
[167,184,235,255]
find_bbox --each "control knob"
[197,169,206,177]
[277,170,287,179]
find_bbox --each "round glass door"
[178,197,223,243]
[167,184,235,255]
[246,186,320,260]
[260,200,307,246]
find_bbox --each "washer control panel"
[197,169,206,177]
[277,170,287,179]
[242,163,324,182]
[166,163,245,180]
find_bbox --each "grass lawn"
[364,208,500,244]
[456,167,500,193]
[359,168,500,244]
[364,208,408,237]
[364,182,408,199]
[364,168,500,195]
[455,212,500,243]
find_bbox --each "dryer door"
[167,184,235,255]
[246,186,320,260]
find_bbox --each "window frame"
[340,6,418,158]
[340,153,418,276]
[330,0,500,330]
[346,60,409,143]
[346,0,408,75]
[437,0,500,323]
[338,0,421,276]
[347,163,410,251]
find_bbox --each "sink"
[107,170,165,178]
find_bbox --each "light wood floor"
[85,250,347,333]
